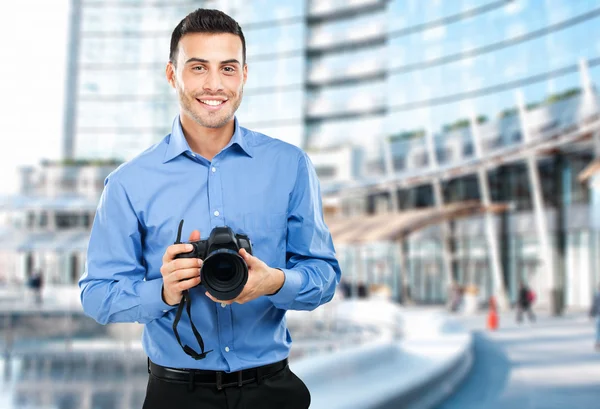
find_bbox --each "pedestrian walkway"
[437,310,600,409]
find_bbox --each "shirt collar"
[163,115,253,163]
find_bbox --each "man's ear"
[166,62,176,89]
[243,63,248,86]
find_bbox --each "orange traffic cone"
[487,296,499,331]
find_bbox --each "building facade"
[0,161,118,286]
[4,0,600,308]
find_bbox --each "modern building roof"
[0,195,99,211]
[0,230,90,252]
[326,200,508,245]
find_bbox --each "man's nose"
[203,70,223,93]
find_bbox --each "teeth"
[200,100,226,106]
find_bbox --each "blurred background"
[1,0,600,408]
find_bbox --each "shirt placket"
[207,155,237,368]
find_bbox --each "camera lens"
[201,249,248,300]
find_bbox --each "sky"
[0,0,69,195]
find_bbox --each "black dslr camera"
[174,220,253,300]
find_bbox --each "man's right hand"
[160,230,202,306]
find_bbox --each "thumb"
[188,229,200,242]
[240,248,256,265]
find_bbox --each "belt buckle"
[216,371,244,390]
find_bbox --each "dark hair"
[169,8,246,65]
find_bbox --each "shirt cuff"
[267,268,304,309]
[138,277,177,319]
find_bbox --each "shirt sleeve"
[268,152,341,311]
[79,175,176,325]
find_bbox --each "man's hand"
[205,249,284,305]
[160,230,203,306]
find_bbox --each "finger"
[204,292,221,303]
[166,267,201,283]
[163,243,194,263]
[188,229,201,242]
[239,249,256,266]
[175,276,202,292]
[163,258,202,276]
[204,292,234,305]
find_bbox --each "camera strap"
[171,220,212,360]
[173,289,213,360]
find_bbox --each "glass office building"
[67,0,600,159]
[62,0,600,309]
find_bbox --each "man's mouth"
[197,99,228,106]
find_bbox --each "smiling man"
[78,8,341,409]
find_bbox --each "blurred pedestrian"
[357,281,368,299]
[339,278,352,299]
[29,269,43,305]
[449,282,463,312]
[589,283,600,351]
[516,280,535,323]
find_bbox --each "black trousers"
[142,365,311,409]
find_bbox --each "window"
[56,213,81,230]
[315,166,337,178]
[40,212,48,228]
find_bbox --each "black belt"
[148,358,288,390]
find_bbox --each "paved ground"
[437,309,600,409]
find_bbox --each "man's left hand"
[204,248,284,305]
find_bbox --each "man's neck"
[180,114,235,161]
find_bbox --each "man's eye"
[223,67,235,73]
[192,66,205,71]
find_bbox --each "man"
[79,8,341,409]
[516,280,536,323]
[590,283,600,351]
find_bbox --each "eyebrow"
[185,58,242,65]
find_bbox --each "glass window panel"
[245,23,305,56]
[75,131,161,160]
[236,90,304,123]
[234,0,305,25]
[82,5,194,33]
[80,37,168,65]
[308,115,384,149]
[77,100,177,129]
[246,56,304,89]
[308,46,384,82]
[308,81,385,116]
[250,124,304,147]
[79,67,169,96]
[309,11,385,48]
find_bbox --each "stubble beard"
[179,85,244,129]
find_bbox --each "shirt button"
[211,167,216,173]
[214,210,220,217]
[225,346,230,352]
[221,303,227,308]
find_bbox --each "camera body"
[175,226,253,300]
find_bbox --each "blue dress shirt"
[79,116,341,371]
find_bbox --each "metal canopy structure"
[326,200,508,245]
[578,158,600,182]
[325,110,600,200]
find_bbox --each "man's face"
[167,32,247,129]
